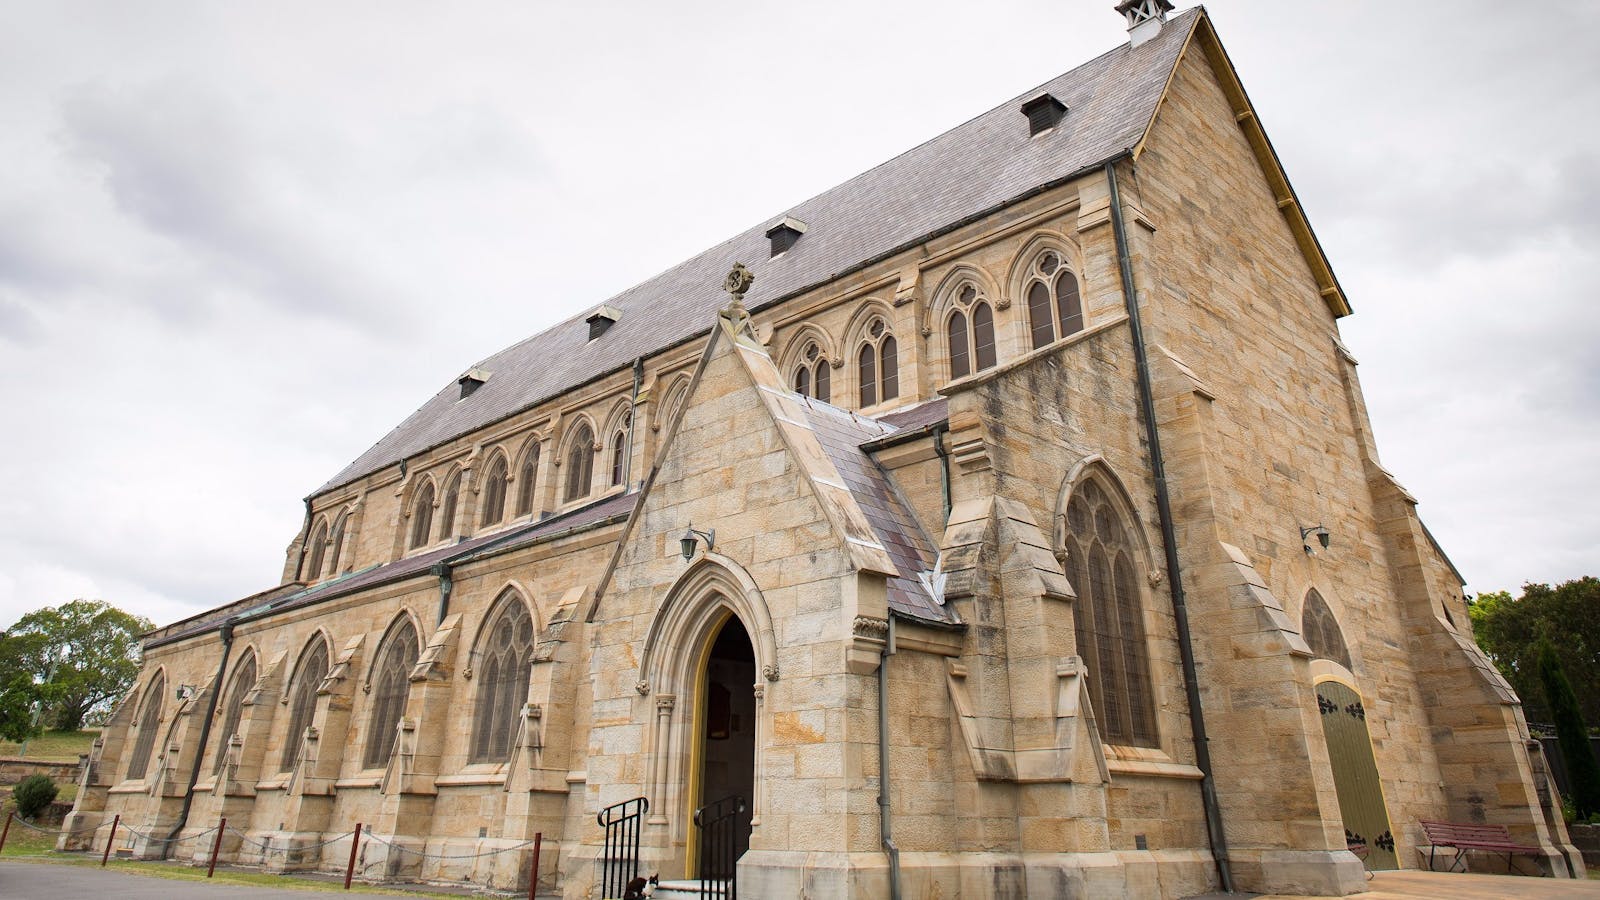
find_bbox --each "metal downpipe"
[877,615,902,900]
[1105,158,1234,893]
[161,620,234,856]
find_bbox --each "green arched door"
[1316,680,1397,870]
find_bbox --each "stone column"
[648,694,675,826]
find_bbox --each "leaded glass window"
[327,512,348,575]
[792,341,830,403]
[515,444,540,517]
[565,424,594,502]
[363,621,420,768]
[470,595,536,763]
[278,638,329,773]
[480,456,508,526]
[125,673,165,781]
[1025,250,1084,349]
[856,317,898,408]
[410,483,435,549]
[304,519,328,581]
[1302,589,1352,670]
[1063,477,1158,747]
[946,283,997,379]
[212,655,256,776]
[438,471,461,542]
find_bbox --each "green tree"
[0,635,42,743]
[1469,577,1600,724]
[1537,639,1600,819]
[1,600,153,731]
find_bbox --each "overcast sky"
[1,1,1596,630]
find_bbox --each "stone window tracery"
[1302,589,1352,670]
[212,654,256,776]
[515,443,540,517]
[792,341,830,403]
[1024,250,1084,350]
[125,672,165,781]
[565,423,595,503]
[363,620,419,769]
[856,317,898,407]
[609,412,631,488]
[480,455,508,526]
[278,638,329,773]
[470,593,536,763]
[946,283,998,379]
[327,512,348,576]
[1063,477,1158,748]
[409,482,435,550]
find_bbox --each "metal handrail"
[597,796,648,899]
[694,794,746,900]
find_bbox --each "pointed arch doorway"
[1316,679,1397,870]
[689,614,756,883]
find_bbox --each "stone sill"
[435,772,508,787]
[1106,758,1204,780]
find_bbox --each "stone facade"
[61,6,1583,897]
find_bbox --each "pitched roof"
[315,10,1199,495]
[801,398,956,625]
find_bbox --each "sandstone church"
[61,3,1584,896]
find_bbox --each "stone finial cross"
[723,263,754,309]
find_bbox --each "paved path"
[1186,869,1600,899]
[0,861,532,899]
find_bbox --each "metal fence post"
[207,817,226,877]
[344,823,362,889]
[101,814,120,867]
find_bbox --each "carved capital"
[656,694,677,711]
[852,615,889,639]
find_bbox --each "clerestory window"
[438,471,461,542]
[946,283,997,380]
[1025,250,1084,350]
[565,423,595,502]
[480,455,508,527]
[792,341,830,403]
[856,318,899,408]
[409,482,435,549]
[515,444,540,517]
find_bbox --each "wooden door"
[1316,680,1397,870]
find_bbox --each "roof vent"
[586,304,621,341]
[458,367,491,399]
[765,216,808,257]
[1020,93,1068,137]
[1115,0,1174,48]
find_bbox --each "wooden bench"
[1419,819,1544,875]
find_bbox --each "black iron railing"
[694,794,746,900]
[597,796,648,899]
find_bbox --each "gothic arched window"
[304,519,328,581]
[327,512,348,576]
[946,283,997,379]
[125,672,166,781]
[409,483,435,549]
[212,654,256,776]
[515,443,540,517]
[278,638,329,773]
[1063,476,1158,747]
[609,413,631,487]
[480,455,508,527]
[1025,250,1084,350]
[470,594,536,763]
[856,318,898,408]
[363,620,420,769]
[565,423,595,502]
[1302,589,1352,670]
[792,341,830,403]
[438,471,461,542]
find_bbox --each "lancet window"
[1063,476,1158,747]
[363,620,420,768]
[124,672,166,781]
[409,482,435,549]
[947,283,998,379]
[609,413,631,487]
[278,638,329,773]
[515,444,540,517]
[304,519,328,581]
[438,471,462,542]
[212,654,256,775]
[1024,250,1084,349]
[565,423,595,502]
[856,318,899,407]
[327,512,348,576]
[792,341,830,403]
[1302,589,1353,670]
[470,593,536,763]
[480,455,508,526]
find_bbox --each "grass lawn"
[0,729,98,760]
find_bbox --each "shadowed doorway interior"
[695,614,756,879]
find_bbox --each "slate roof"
[315,10,1198,496]
[146,491,638,649]
[801,398,957,626]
